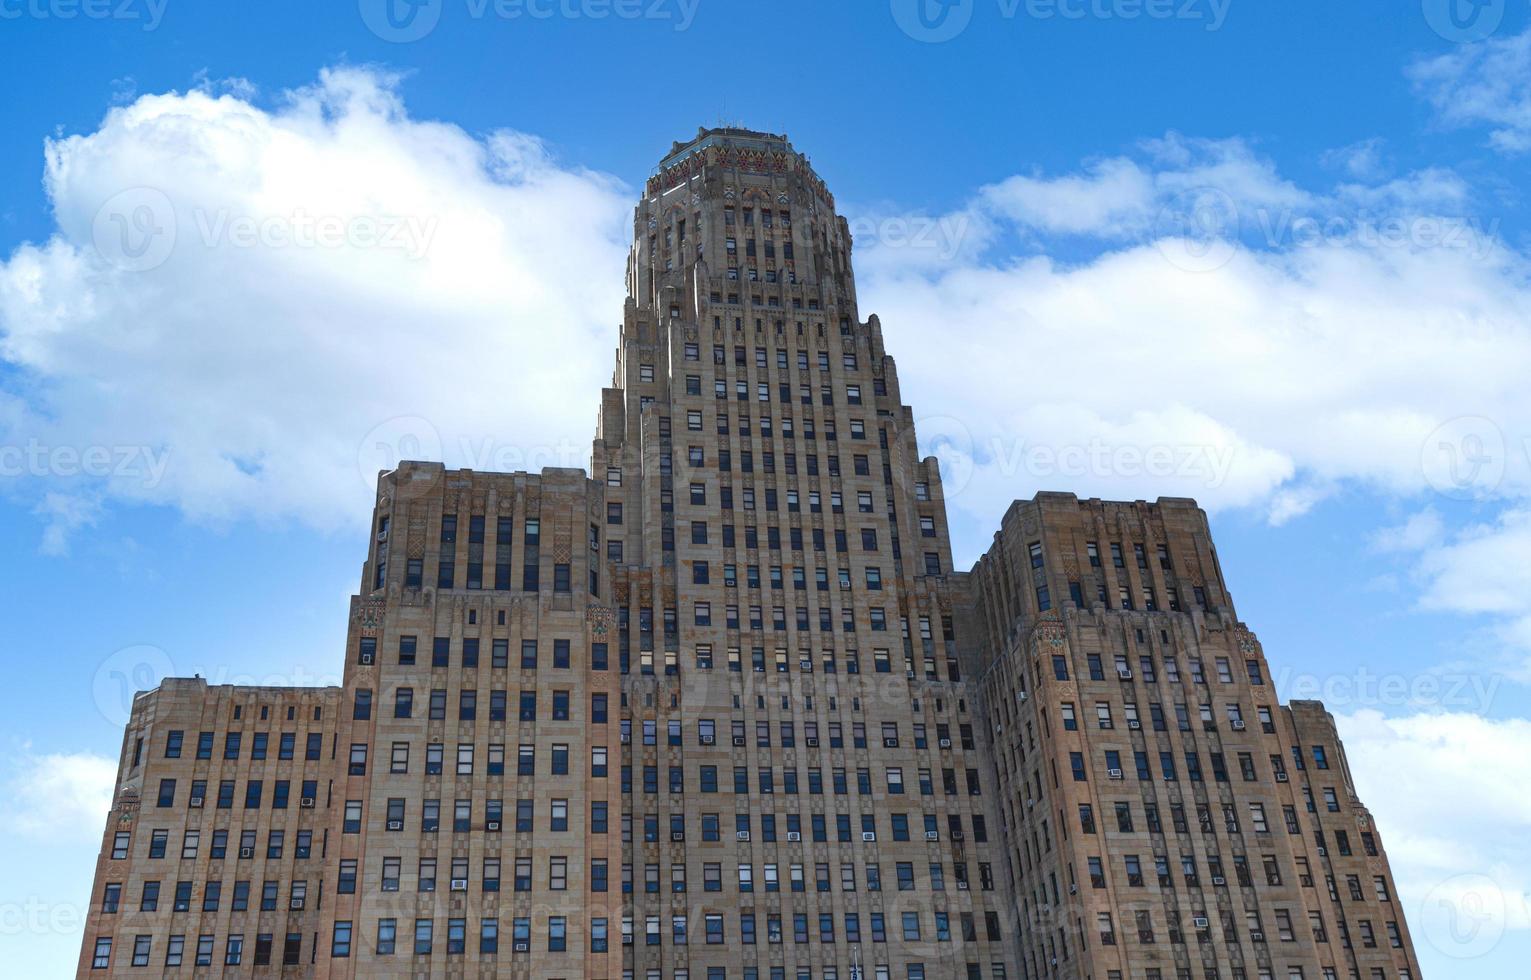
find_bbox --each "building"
[77,128,1421,980]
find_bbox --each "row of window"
[110,827,312,862]
[1049,651,1265,686]
[380,634,598,669]
[356,686,593,722]
[1070,798,1373,855]
[153,777,318,810]
[1084,907,1407,949]
[158,730,323,762]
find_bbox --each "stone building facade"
[77,128,1420,980]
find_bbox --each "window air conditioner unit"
[1192,916,1209,929]
[1107,768,1124,779]
[938,738,952,749]
[189,796,204,808]
[733,736,747,746]
[239,847,255,859]
[737,831,751,841]
[1117,668,1132,679]
[1212,876,1226,886]
[300,797,316,809]
[359,652,374,665]
[1250,931,1265,942]
[787,832,802,842]
[805,738,819,747]
[951,830,964,840]
[1068,883,1077,894]
[701,735,715,745]
[861,832,876,842]
[956,880,969,890]
[513,942,530,952]
[906,671,916,679]
[486,821,500,832]
[386,820,403,831]
[671,832,685,842]
[925,831,939,841]
[291,899,305,911]
[1231,719,1246,730]
[1016,691,1028,702]
[1275,772,1289,782]
[450,879,468,891]
[1128,721,1141,730]
[620,733,631,743]
[1317,847,1327,856]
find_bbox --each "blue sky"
[3,1,1531,976]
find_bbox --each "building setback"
[77,128,1421,980]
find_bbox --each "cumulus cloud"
[1410,28,1531,154]
[5,67,1531,597]
[0,67,631,546]
[2,749,116,842]
[859,232,1531,539]
[1336,710,1531,968]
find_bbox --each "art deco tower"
[77,128,1419,980]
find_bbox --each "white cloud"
[4,70,1531,605]
[1336,710,1531,967]
[975,134,1309,240]
[842,131,1531,565]
[1370,508,1531,674]
[2,749,116,842]
[1322,137,1389,181]
[1410,28,1531,154]
[1416,509,1531,618]
[1373,508,1447,554]
[0,67,631,546]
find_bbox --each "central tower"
[591,126,1017,979]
